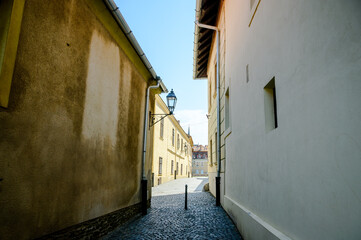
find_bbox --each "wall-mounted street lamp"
[149,89,177,128]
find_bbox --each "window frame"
[0,0,26,108]
[160,118,164,139]
[172,128,175,146]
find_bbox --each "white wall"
[224,0,361,239]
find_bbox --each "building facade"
[0,0,166,239]
[193,0,361,239]
[151,95,192,186]
[192,145,208,176]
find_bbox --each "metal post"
[141,179,147,215]
[174,170,177,179]
[216,177,220,206]
[185,184,188,210]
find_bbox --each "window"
[181,139,183,152]
[160,118,164,138]
[201,170,204,174]
[0,0,25,107]
[246,64,250,83]
[264,77,278,132]
[158,157,162,175]
[177,134,180,149]
[215,132,218,165]
[176,162,179,175]
[209,78,212,109]
[172,129,175,146]
[225,88,230,130]
[213,62,217,99]
[181,164,183,175]
[209,139,213,165]
[196,170,199,174]
[171,160,174,174]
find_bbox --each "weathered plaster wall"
[0,0,154,239]
[223,0,361,239]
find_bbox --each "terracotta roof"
[192,144,208,152]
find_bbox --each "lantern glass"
[166,89,177,114]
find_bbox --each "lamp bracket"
[149,112,172,128]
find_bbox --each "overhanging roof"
[193,0,220,79]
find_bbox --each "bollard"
[185,184,188,210]
[216,177,221,206]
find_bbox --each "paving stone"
[102,178,242,240]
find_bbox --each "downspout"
[140,79,160,215]
[195,20,221,206]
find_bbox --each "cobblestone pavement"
[152,177,209,196]
[103,178,242,240]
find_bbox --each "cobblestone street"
[103,178,242,239]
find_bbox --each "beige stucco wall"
[217,0,361,239]
[0,0,156,239]
[207,1,227,202]
[152,95,192,186]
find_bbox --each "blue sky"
[115,0,208,145]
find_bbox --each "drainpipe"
[141,79,161,215]
[195,21,221,206]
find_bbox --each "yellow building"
[151,95,192,186]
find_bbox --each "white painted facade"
[199,0,361,239]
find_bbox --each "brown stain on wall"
[0,0,152,239]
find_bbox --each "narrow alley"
[1,0,360,239]
[103,178,241,240]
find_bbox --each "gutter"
[103,0,167,93]
[192,0,203,79]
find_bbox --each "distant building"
[151,95,193,187]
[192,145,208,176]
